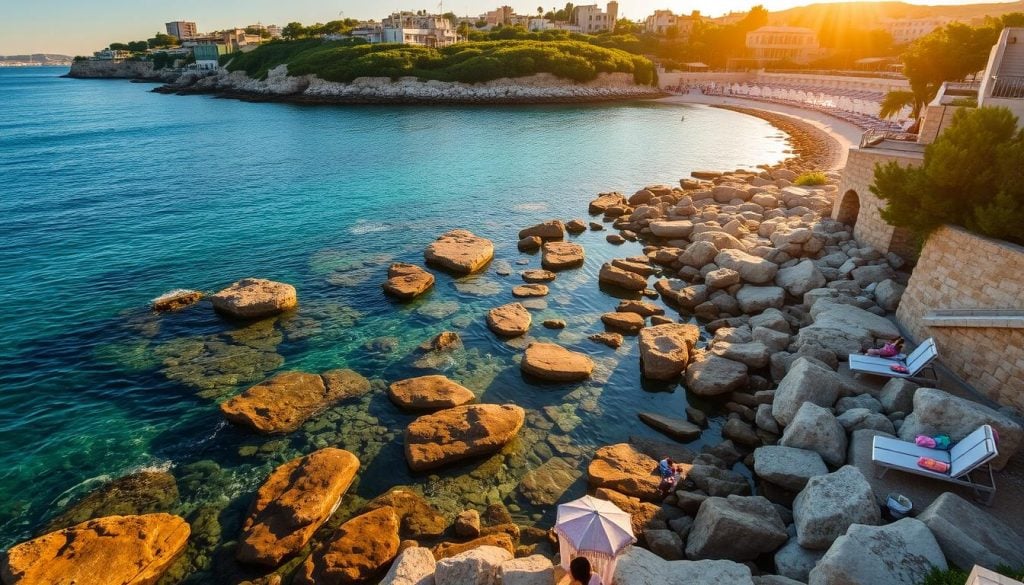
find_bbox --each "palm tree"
[879,86,934,122]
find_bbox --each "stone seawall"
[896,225,1024,411]
[158,67,664,105]
[67,60,162,80]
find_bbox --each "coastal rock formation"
[432,535,516,561]
[518,221,565,241]
[486,303,531,337]
[587,443,661,501]
[511,284,549,298]
[589,193,627,214]
[221,370,370,434]
[638,412,702,441]
[808,519,946,585]
[405,404,526,471]
[793,466,880,550]
[298,506,401,585]
[42,471,179,532]
[601,311,645,334]
[500,555,555,585]
[541,241,584,271]
[779,402,847,467]
[151,289,203,311]
[771,358,841,426]
[521,269,556,283]
[917,492,1024,571]
[433,545,512,585]
[237,448,359,565]
[753,446,828,492]
[383,263,435,299]
[638,323,700,380]
[362,488,447,539]
[1,514,190,585]
[796,301,900,356]
[210,278,297,319]
[424,230,494,274]
[388,375,476,411]
[686,495,788,561]
[613,547,755,585]
[599,263,647,291]
[684,353,748,396]
[521,342,594,382]
[519,457,582,505]
[378,547,436,585]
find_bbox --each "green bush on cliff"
[227,39,657,86]
[871,106,1024,246]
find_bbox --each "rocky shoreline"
[713,105,844,172]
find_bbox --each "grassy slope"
[226,39,657,86]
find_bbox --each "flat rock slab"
[518,220,565,240]
[518,456,582,506]
[602,311,645,334]
[588,443,662,501]
[521,342,594,382]
[614,547,754,585]
[211,278,297,319]
[383,263,435,300]
[237,448,359,566]
[638,412,702,442]
[297,506,400,585]
[152,289,203,311]
[686,495,788,561]
[405,404,525,471]
[685,353,749,396]
[753,446,828,492]
[388,375,476,411]
[541,241,584,271]
[1,513,190,585]
[808,518,946,585]
[424,229,494,274]
[618,300,664,317]
[521,269,556,283]
[511,284,549,298]
[486,302,531,337]
[221,370,370,434]
[917,491,1024,571]
[599,262,648,291]
[639,323,701,380]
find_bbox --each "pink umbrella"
[555,495,636,584]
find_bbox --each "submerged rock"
[405,404,526,471]
[43,471,179,533]
[521,342,594,382]
[541,241,584,271]
[237,448,359,566]
[486,303,531,337]
[638,412,702,442]
[389,375,476,411]
[424,230,494,274]
[2,514,190,585]
[362,488,447,540]
[151,289,203,312]
[383,263,435,300]
[519,457,582,506]
[297,506,401,585]
[221,370,370,434]
[210,278,297,319]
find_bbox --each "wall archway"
[836,190,861,228]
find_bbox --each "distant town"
[66,2,1021,75]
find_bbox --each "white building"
[574,2,618,34]
[978,27,1024,122]
[644,9,702,37]
[881,17,950,45]
[165,21,198,40]
[745,26,824,66]
[352,13,459,48]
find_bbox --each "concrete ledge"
[923,310,1024,329]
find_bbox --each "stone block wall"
[897,225,1024,410]
[833,147,922,259]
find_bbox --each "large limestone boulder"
[650,220,695,239]
[499,555,554,585]
[588,443,661,501]
[486,303,531,337]
[405,404,525,471]
[595,488,660,537]
[211,278,297,319]
[541,241,584,271]
[899,387,1023,470]
[613,546,755,585]
[774,536,826,583]
[735,286,785,314]
[679,241,719,268]
[711,341,770,368]
[518,220,564,241]
[297,506,401,585]
[601,311,645,334]
[685,495,787,561]
[362,488,447,539]
[0,514,189,585]
[793,466,879,550]
[433,545,512,585]
[685,353,748,396]
[638,323,700,380]
[432,534,515,560]
[424,230,494,274]
[237,448,359,565]
[874,279,906,312]
[521,342,594,382]
[771,358,840,426]
[222,370,370,434]
[599,263,647,291]
[796,301,900,356]
[779,403,848,467]
[715,250,778,284]
[808,519,946,585]
[379,546,436,585]
[753,446,828,492]
[383,263,435,300]
[917,491,1024,571]
[388,375,475,411]
[590,192,627,213]
[775,259,825,298]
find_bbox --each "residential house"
[574,2,618,34]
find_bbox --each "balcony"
[992,75,1024,99]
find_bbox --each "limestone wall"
[67,60,158,79]
[897,225,1024,410]
[833,147,922,258]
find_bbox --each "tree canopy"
[871,106,1024,245]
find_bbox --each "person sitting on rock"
[866,336,904,358]
[569,556,603,585]
[658,457,681,496]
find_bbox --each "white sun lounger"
[871,425,999,505]
[849,337,938,382]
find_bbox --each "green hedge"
[226,39,657,85]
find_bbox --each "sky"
[0,0,1007,55]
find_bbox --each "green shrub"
[872,106,1024,246]
[919,567,969,585]
[226,39,657,85]
[794,171,828,186]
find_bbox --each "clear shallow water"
[0,67,791,579]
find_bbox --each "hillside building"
[880,17,950,45]
[574,2,618,34]
[350,13,459,48]
[644,9,703,37]
[165,21,198,40]
[745,26,824,66]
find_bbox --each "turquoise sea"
[0,67,792,581]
